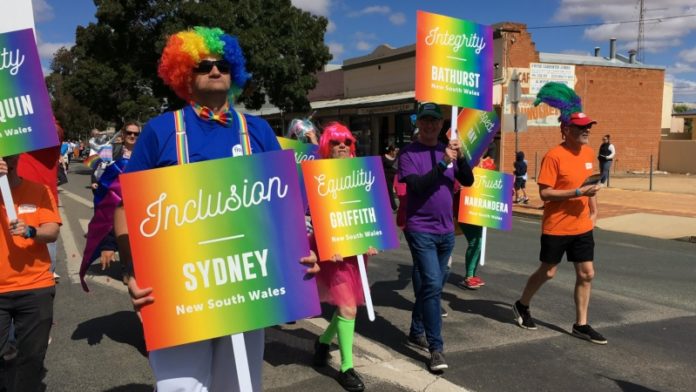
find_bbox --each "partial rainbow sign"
[301,157,399,260]
[455,108,500,166]
[277,137,319,209]
[458,168,513,230]
[415,11,493,111]
[0,28,58,157]
[120,150,320,351]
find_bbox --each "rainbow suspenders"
[173,108,252,165]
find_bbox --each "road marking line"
[59,187,93,208]
[79,218,89,234]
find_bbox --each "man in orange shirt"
[511,111,606,345]
[0,155,61,391]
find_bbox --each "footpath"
[512,173,696,241]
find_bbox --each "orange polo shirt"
[537,144,595,236]
[0,179,61,293]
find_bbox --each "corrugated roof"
[539,52,664,70]
[240,91,416,117]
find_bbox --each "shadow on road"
[603,376,661,392]
[71,310,147,357]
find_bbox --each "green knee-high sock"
[319,312,339,345]
[336,315,356,372]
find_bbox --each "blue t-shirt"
[126,105,280,173]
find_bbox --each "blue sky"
[32,0,696,102]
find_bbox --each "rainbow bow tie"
[193,104,233,127]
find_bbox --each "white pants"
[150,329,265,392]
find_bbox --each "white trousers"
[150,329,265,392]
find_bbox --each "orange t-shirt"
[537,144,595,235]
[0,179,61,293]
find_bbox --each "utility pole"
[509,70,521,153]
[637,0,645,62]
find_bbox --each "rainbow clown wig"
[158,26,250,102]
[318,122,357,159]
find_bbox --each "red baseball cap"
[567,112,597,127]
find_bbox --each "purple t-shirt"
[398,141,456,234]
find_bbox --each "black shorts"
[539,230,594,264]
[514,177,526,190]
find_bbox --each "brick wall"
[497,23,664,176]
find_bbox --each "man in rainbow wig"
[113,26,314,391]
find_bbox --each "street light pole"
[509,70,521,153]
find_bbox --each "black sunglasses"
[124,131,140,137]
[193,60,231,74]
[329,139,353,147]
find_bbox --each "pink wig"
[157,26,249,102]
[318,122,357,159]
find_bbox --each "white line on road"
[59,187,93,208]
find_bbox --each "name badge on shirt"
[232,144,243,157]
[585,162,593,170]
[18,204,37,214]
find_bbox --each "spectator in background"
[598,134,615,185]
[513,151,529,204]
[382,144,398,212]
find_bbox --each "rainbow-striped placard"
[458,168,513,230]
[0,28,58,157]
[415,11,493,111]
[301,157,399,261]
[277,137,319,210]
[456,108,500,166]
[120,150,320,351]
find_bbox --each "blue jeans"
[600,160,612,184]
[404,231,455,352]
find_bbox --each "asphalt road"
[39,166,696,392]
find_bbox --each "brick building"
[496,22,665,175]
[251,22,666,173]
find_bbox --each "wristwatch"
[23,225,37,239]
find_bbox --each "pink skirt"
[315,256,366,307]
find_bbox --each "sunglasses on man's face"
[193,60,231,74]
[124,131,140,137]
[329,139,353,147]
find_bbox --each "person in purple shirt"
[398,102,473,372]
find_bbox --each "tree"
[49,0,331,129]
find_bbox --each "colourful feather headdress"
[533,82,582,124]
[158,26,250,102]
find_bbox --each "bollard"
[649,155,653,191]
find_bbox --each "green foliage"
[673,104,689,113]
[48,0,331,135]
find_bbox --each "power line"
[526,13,696,30]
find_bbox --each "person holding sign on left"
[0,155,61,392]
[113,27,319,392]
[310,122,377,392]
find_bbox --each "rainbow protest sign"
[455,108,500,166]
[120,150,320,351]
[277,137,319,209]
[415,11,493,111]
[0,28,58,157]
[301,157,399,261]
[458,168,513,230]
